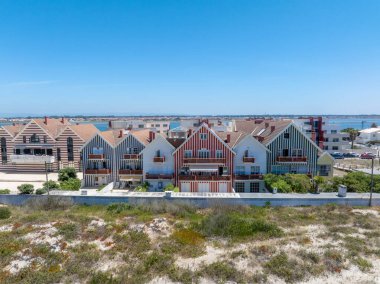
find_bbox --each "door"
[181,182,191,192]
[219,183,228,193]
[198,183,210,192]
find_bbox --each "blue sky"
[0,0,379,116]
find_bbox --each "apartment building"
[293,117,350,153]
[234,119,334,177]
[109,119,171,134]
[178,118,233,132]
[0,117,98,172]
[356,128,380,144]
[81,129,151,187]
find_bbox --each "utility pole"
[45,161,50,195]
[369,157,374,206]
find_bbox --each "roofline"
[79,132,115,151]
[233,133,271,152]
[140,134,176,154]
[1,126,15,138]
[12,119,56,142]
[114,131,147,149]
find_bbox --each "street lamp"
[369,157,374,206]
[45,161,50,196]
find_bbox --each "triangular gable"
[79,132,114,151]
[233,134,271,153]
[173,122,235,155]
[140,134,175,155]
[55,125,85,143]
[115,131,146,149]
[12,119,56,142]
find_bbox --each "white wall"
[233,136,267,174]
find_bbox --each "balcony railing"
[242,157,255,163]
[123,154,140,160]
[146,173,174,179]
[178,175,231,181]
[183,158,226,164]
[88,154,105,159]
[10,154,55,164]
[85,169,111,175]
[153,156,165,163]
[276,156,307,163]
[119,169,143,175]
[234,174,263,180]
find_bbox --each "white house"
[232,133,269,193]
[357,128,380,144]
[141,134,176,191]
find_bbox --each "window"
[47,149,53,156]
[332,146,339,150]
[244,149,249,157]
[151,124,154,127]
[323,146,329,150]
[184,150,192,158]
[223,166,228,175]
[235,182,245,193]
[198,149,210,158]
[67,137,74,161]
[163,124,168,127]
[158,182,163,189]
[157,130,160,133]
[23,136,26,143]
[200,133,207,140]
[93,147,104,154]
[43,136,47,143]
[332,138,339,142]
[216,150,223,158]
[284,133,290,139]
[236,166,245,175]
[30,134,40,143]
[250,182,260,192]
[331,130,337,134]
[156,150,161,157]
[155,124,160,127]
[292,149,303,157]
[138,124,144,128]
[250,166,260,174]
[1,137,7,164]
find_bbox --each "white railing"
[10,154,55,164]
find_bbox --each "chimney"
[226,134,231,143]
[149,131,155,142]
[271,126,275,133]
[44,116,48,124]
[119,130,123,138]
[265,122,269,128]
[61,117,65,124]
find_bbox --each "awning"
[119,178,141,182]
[189,168,218,172]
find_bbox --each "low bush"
[57,223,79,241]
[42,180,60,190]
[264,174,312,193]
[164,183,180,192]
[107,203,134,214]
[0,207,11,219]
[0,189,10,194]
[35,188,47,195]
[264,252,304,282]
[60,178,81,191]
[58,167,77,182]
[201,261,242,283]
[17,183,34,194]
[23,196,74,211]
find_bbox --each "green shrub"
[271,180,292,193]
[264,252,304,282]
[283,174,311,193]
[107,203,134,214]
[0,207,11,219]
[89,272,117,284]
[57,223,79,241]
[17,183,34,194]
[0,189,10,194]
[201,261,242,283]
[58,167,77,182]
[60,178,81,190]
[164,183,180,192]
[35,188,47,195]
[43,180,60,190]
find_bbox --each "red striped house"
[173,123,235,193]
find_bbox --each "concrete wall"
[1,193,379,207]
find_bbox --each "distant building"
[109,120,171,134]
[356,128,380,144]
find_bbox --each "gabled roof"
[129,129,151,146]
[2,124,26,137]
[67,124,99,141]
[232,133,271,152]
[34,118,70,138]
[166,138,186,148]
[215,131,246,148]
[140,134,176,154]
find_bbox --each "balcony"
[10,154,55,164]
[119,169,143,175]
[234,174,263,180]
[242,157,255,163]
[183,158,226,164]
[153,156,165,163]
[88,154,105,160]
[123,154,140,160]
[276,156,307,163]
[146,173,174,179]
[85,169,111,175]
[178,175,231,181]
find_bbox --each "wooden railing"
[85,168,111,174]
[178,175,231,181]
[153,156,165,162]
[145,173,173,179]
[88,154,105,159]
[183,158,226,164]
[276,156,307,162]
[123,154,140,159]
[234,174,263,180]
[119,169,143,175]
[242,157,255,163]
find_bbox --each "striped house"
[234,119,334,177]
[173,123,235,193]
[81,129,151,188]
[0,117,98,172]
